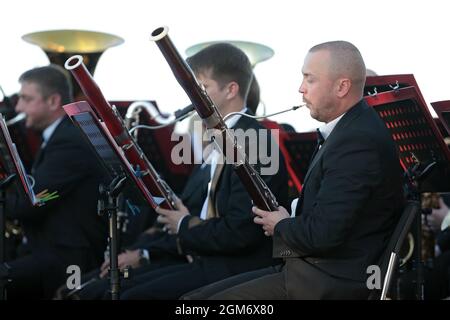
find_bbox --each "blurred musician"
[0,65,108,299]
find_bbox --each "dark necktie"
[310,128,325,163]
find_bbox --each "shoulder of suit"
[234,114,263,131]
[50,117,87,146]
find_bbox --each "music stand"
[365,86,450,299]
[64,101,168,300]
[0,115,43,300]
[63,101,166,210]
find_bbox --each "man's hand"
[99,249,141,278]
[253,205,290,236]
[155,198,190,235]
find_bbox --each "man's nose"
[299,82,305,94]
[15,99,24,113]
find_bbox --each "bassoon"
[64,55,177,210]
[150,26,279,211]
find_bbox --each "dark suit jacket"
[273,100,404,297]
[139,113,289,282]
[7,116,108,268]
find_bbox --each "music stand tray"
[365,74,421,97]
[0,116,40,206]
[63,101,164,209]
[365,86,450,192]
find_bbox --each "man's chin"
[25,121,39,131]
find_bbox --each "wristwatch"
[138,249,150,266]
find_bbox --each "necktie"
[310,128,324,162]
[317,128,325,145]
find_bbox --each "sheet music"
[68,109,158,208]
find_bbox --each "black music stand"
[365,86,450,300]
[0,116,43,300]
[63,101,166,300]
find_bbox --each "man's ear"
[47,93,62,111]
[335,78,351,98]
[226,82,240,100]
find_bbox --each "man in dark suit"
[187,40,405,300]
[0,65,108,299]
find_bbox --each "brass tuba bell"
[22,29,124,99]
[185,40,274,68]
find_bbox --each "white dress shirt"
[177,107,247,231]
[41,117,64,148]
[290,112,345,217]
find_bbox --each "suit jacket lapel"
[301,100,366,187]
[181,164,210,200]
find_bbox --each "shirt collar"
[42,117,64,146]
[224,107,247,129]
[318,112,345,141]
[202,106,247,168]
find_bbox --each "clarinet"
[150,26,279,211]
[65,55,177,210]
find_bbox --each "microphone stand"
[98,175,127,300]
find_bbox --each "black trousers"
[182,265,281,300]
[207,259,369,300]
[120,262,209,300]
[119,259,261,300]
[68,259,185,300]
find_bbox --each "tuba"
[124,101,173,139]
[22,29,124,100]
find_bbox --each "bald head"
[309,41,366,97]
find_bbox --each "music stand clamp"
[0,174,16,300]
[98,175,128,300]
